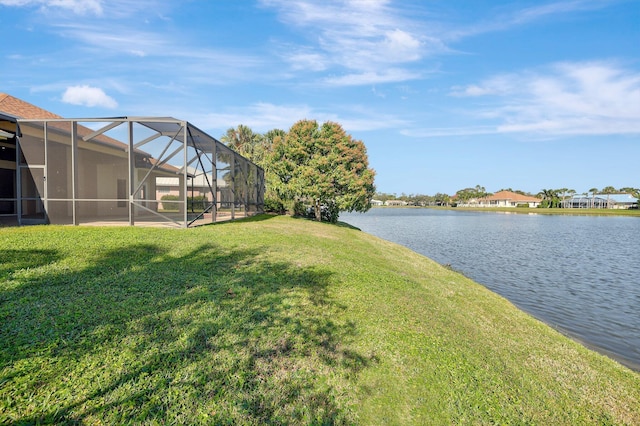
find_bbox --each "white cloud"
[283,48,328,72]
[510,0,614,25]
[260,0,430,84]
[324,69,422,86]
[0,0,103,15]
[381,29,422,62]
[444,61,640,136]
[54,23,169,56]
[446,0,618,41]
[61,85,118,108]
[184,102,408,134]
[400,126,498,138]
[190,103,315,133]
[0,0,170,16]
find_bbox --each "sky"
[1,0,639,196]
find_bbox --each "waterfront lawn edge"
[1,215,639,424]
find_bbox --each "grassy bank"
[431,206,640,216]
[1,216,639,424]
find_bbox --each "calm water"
[341,208,640,370]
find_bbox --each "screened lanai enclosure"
[10,117,264,227]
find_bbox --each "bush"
[160,195,211,211]
[292,200,306,217]
[160,194,180,211]
[187,195,209,211]
[264,196,285,214]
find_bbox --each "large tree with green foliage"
[269,119,375,222]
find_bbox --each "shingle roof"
[0,93,139,154]
[485,190,541,203]
[0,94,188,176]
[0,93,62,119]
[0,93,255,176]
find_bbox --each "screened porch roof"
[16,116,235,157]
[124,117,235,157]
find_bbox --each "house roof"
[0,94,187,175]
[484,190,541,203]
[0,93,62,120]
[0,93,134,152]
[0,94,230,158]
[0,93,261,176]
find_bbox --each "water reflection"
[341,208,640,370]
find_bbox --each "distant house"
[370,199,383,206]
[561,194,638,209]
[476,190,542,208]
[385,200,408,206]
[156,166,231,209]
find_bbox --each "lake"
[340,208,640,370]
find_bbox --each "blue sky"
[1,0,638,196]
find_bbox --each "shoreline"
[345,207,640,371]
[372,205,640,217]
[361,223,640,373]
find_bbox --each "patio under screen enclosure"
[12,117,264,227]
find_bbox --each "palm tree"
[566,189,576,208]
[559,187,568,208]
[220,124,264,163]
[589,188,599,209]
[601,186,617,209]
[619,187,639,196]
[455,187,477,206]
[537,189,560,208]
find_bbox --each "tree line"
[535,186,639,208]
[374,185,640,208]
[221,122,375,222]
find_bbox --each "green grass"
[1,215,639,424]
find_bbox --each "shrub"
[187,195,209,211]
[160,194,180,211]
[264,195,285,214]
[292,200,306,217]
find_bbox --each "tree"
[220,124,265,165]
[256,129,287,213]
[601,186,617,208]
[564,189,576,208]
[269,119,376,222]
[589,187,599,209]
[619,187,640,199]
[619,187,640,196]
[475,185,488,198]
[537,189,560,208]
[374,192,396,203]
[433,193,451,206]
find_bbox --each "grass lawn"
[1,215,639,424]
